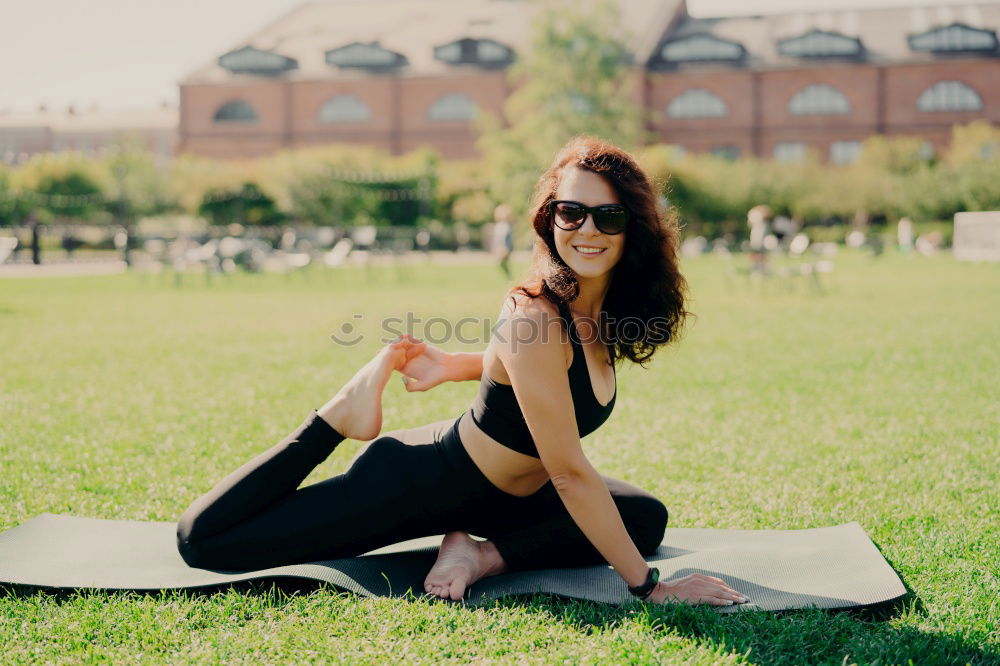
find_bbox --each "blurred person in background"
[492,203,515,279]
[747,204,773,273]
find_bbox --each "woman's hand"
[645,573,748,606]
[387,335,427,372]
[398,336,454,392]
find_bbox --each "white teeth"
[574,246,605,255]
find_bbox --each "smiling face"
[551,166,627,283]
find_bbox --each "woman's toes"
[386,342,411,370]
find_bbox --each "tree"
[19,156,105,222]
[288,168,388,227]
[942,120,1000,166]
[475,0,651,219]
[198,182,285,226]
[100,147,175,219]
[97,147,176,266]
[168,154,245,215]
[0,167,31,227]
[33,171,103,220]
[3,154,106,263]
[435,158,494,226]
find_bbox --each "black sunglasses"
[548,200,630,235]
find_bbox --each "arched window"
[667,89,728,119]
[435,42,461,63]
[218,46,298,75]
[477,40,511,62]
[318,95,372,123]
[774,142,806,163]
[788,84,850,115]
[213,100,259,123]
[433,38,514,65]
[326,42,407,68]
[778,30,863,58]
[427,93,477,121]
[660,34,745,63]
[830,140,862,165]
[711,145,741,160]
[909,23,998,53]
[916,81,983,112]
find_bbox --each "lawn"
[1,251,997,664]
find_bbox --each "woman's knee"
[176,510,210,568]
[346,435,403,470]
[175,522,204,568]
[175,504,224,569]
[176,522,233,570]
[623,496,668,556]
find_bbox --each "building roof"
[185,0,1000,84]
[181,0,682,83]
[660,2,1000,69]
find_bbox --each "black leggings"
[176,410,668,573]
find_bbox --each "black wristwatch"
[628,567,660,600]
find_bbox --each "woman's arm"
[398,336,483,392]
[495,301,651,589]
[443,351,484,382]
[402,294,513,389]
[498,303,746,606]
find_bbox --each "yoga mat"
[0,514,905,612]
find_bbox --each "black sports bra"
[468,300,616,458]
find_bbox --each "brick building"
[178,0,1000,164]
[0,104,178,164]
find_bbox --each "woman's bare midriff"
[453,341,575,498]
[455,310,616,498]
[457,412,551,497]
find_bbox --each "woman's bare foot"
[424,531,507,601]
[317,338,424,440]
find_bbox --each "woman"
[176,136,746,607]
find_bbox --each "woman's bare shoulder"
[499,288,558,320]
[492,289,567,368]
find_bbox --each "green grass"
[1,252,997,664]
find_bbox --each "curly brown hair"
[511,135,690,367]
